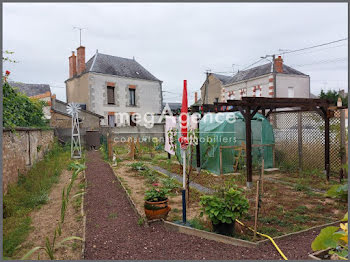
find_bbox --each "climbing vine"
[3,75,48,129]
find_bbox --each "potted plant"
[144,184,171,220]
[309,212,348,260]
[200,187,249,236]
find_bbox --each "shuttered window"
[107,86,115,104]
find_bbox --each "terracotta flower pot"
[144,199,171,220]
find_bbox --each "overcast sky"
[3,3,348,103]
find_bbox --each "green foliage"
[326,183,348,200]
[144,184,169,202]
[137,217,145,226]
[129,162,147,171]
[319,89,348,107]
[200,187,249,225]
[188,217,209,231]
[312,226,342,250]
[312,213,348,259]
[294,183,310,192]
[3,82,48,129]
[294,205,308,214]
[3,143,70,258]
[161,177,180,193]
[108,212,118,219]
[259,216,291,227]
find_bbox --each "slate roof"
[85,52,161,82]
[225,63,307,85]
[53,99,104,118]
[163,102,182,111]
[192,98,202,106]
[211,73,232,85]
[9,81,50,97]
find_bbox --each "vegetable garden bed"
[110,148,347,243]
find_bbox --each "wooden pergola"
[192,97,333,188]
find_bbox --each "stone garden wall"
[2,128,54,194]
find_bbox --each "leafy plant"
[311,212,348,260]
[200,187,249,225]
[144,184,169,202]
[129,162,147,171]
[161,177,180,193]
[326,183,348,201]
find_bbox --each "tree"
[319,89,348,107]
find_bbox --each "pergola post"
[244,107,253,188]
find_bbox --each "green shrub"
[200,187,249,225]
[326,183,348,201]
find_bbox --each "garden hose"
[235,219,288,260]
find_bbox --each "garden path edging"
[81,170,87,259]
[163,221,257,248]
[109,163,148,225]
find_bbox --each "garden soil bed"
[151,160,347,238]
[13,170,84,260]
[83,150,340,260]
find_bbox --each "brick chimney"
[194,92,198,103]
[69,51,77,78]
[274,55,283,73]
[76,46,86,75]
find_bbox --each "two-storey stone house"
[200,56,310,104]
[65,46,163,126]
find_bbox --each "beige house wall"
[66,73,90,108]
[200,74,224,104]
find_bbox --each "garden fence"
[270,109,347,175]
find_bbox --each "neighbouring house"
[8,81,54,119]
[200,73,232,104]
[200,56,310,104]
[65,46,163,127]
[50,98,104,129]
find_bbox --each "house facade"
[200,56,310,104]
[65,46,163,127]
[222,56,310,101]
[200,73,232,104]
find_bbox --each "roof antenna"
[73,26,86,46]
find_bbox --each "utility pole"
[73,27,86,46]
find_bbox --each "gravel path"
[84,151,323,260]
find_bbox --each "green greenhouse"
[175,112,275,175]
